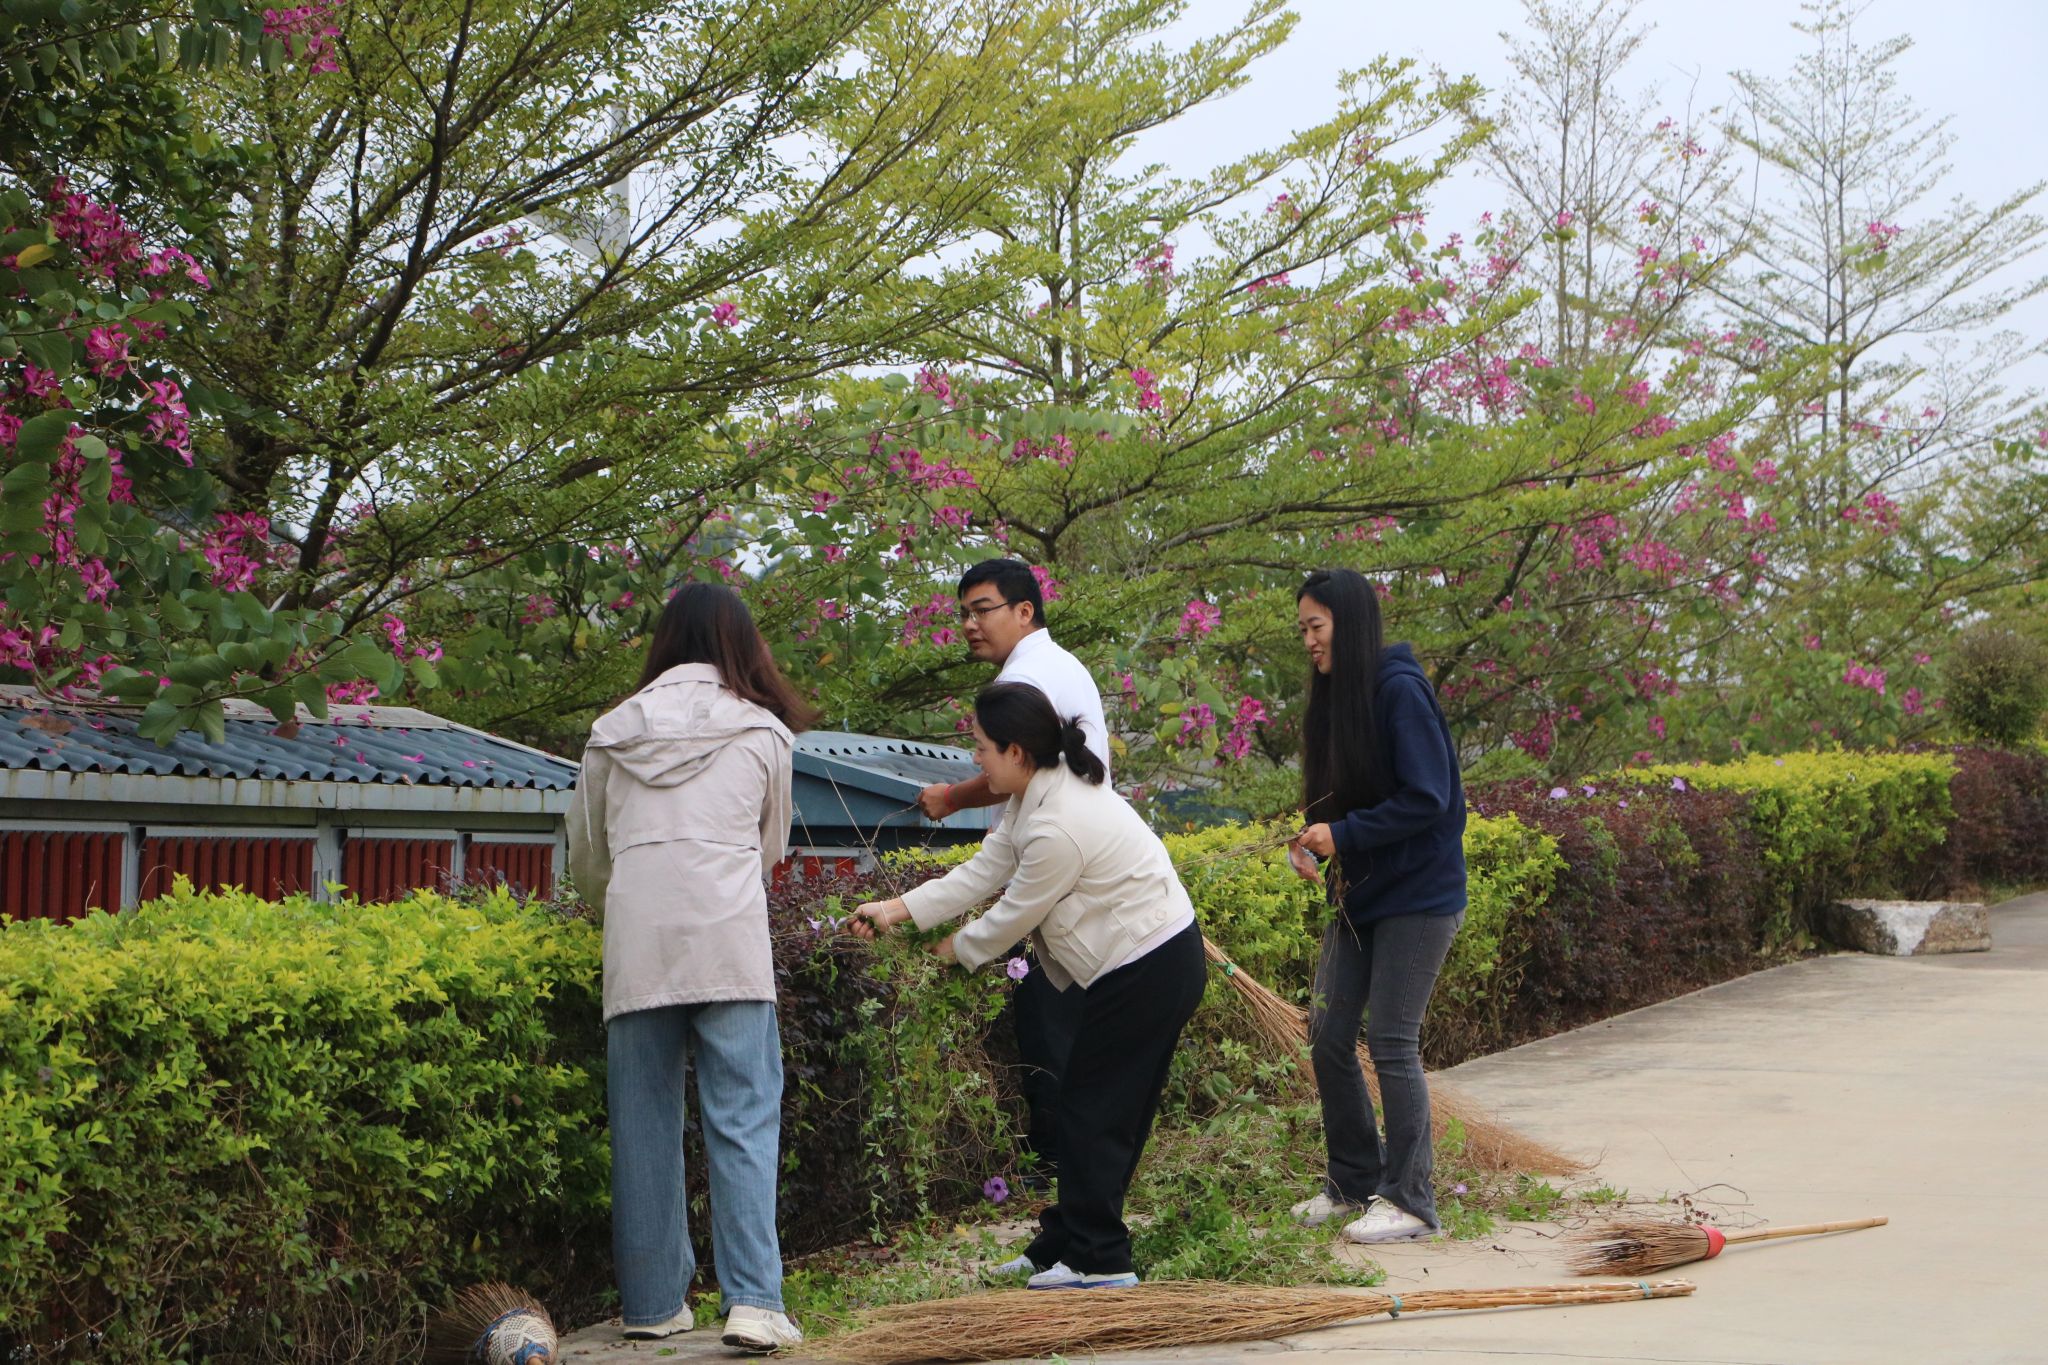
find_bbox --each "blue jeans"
[608,1002,785,1324]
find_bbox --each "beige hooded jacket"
[566,663,793,1022]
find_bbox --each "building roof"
[791,730,994,840]
[0,687,575,791]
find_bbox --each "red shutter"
[341,837,455,902]
[138,834,314,901]
[0,829,127,921]
[465,841,555,897]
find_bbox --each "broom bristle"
[817,1279,1694,1363]
[424,1282,558,1364]
[1564,1216,1714,1276]
[1202,937,1588,1176]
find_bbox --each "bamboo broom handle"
[1723,1217,1889,1245]
[1373,1280,1696,1315]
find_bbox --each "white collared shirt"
[995,629,1112,786]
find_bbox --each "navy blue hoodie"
[1326,643,1468,924]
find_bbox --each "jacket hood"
[584,663,790,788]
[1377,641,1428,687]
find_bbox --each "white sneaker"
[1026,1261,1139,1290]
[1291,1192,1366,1227]
[721,1305,804,1353]
[989,1253,1037,1278]
[1342,1202,1440,1244]
[621,1304,694,1339]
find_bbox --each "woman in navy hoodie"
[1286,568,1466,1245]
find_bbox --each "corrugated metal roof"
[0,687,576,791]
[793,730,978,790]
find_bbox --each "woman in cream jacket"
[851,682,1205,1292]
[567,583,815,1352]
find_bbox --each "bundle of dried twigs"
[1567,1214,1888,1276]
[816,1278,1694,1363]
[1200,936,1586,1175]
[424,1282,558,1364]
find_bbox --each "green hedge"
[1621,751,1955,928]
[0,889,609,1360]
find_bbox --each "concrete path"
[562,893,2048,1365]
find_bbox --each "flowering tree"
[0,0,419,740]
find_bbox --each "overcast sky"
[1139,0,2048,394]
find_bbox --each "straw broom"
[424,1283,558,1364]
[816,1278,1694,1363]
[1567,1215,1888,1276]
[1200,935,1587,1176]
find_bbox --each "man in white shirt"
[917,562,1110,816]
[915,558,1110,1199]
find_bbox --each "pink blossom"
[1648,715,1667,741]
[1177,599,1221,638]
[1031,564,1061,603]
[823,544,847,563]
[1135,241,1176,282]
[609,590,636,611]
[262,1,341,73]
[1902,687,1926,715]
[520,594,559,624]
[1843,662,1887,697]
[710,301,738,328]
[84,326,131,378]
[810,491,839,513]
[1865,221,1902,252]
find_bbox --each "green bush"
[0,884,608,1361]
[1944,626,2048,747]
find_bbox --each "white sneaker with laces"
[989,1253,1037,1278]
[621,1304,694,1339]
[1291,1192,1366,1227]
[1026,1261,1139,1290]
[1342,1201,1439,1244]
[721,1305,804,1353]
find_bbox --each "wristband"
[940,783,959,816]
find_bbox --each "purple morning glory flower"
[1548,786,1568,800]
[1452,1182,1468,1195]
[1671,776,1689,792]
[983,1176,1009,1204]
[1581,784,1597,797]
[1006,957,1030,980]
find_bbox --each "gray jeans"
[1307,910,1463,1225]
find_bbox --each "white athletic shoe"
[1291,1192,1366,1227]
[721,1305,804,1353]
[621,1304,694,1339]
[1026,1261,1140,1290]
[989,1253,1037,1278]
[1342,1202,1440,1244]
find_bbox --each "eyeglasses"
[958,599,1020,623]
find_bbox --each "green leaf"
[167,652,233,687]
[13,410,73,463]
[409,657,440,689]
[137,696,182,744]
[193,700,227,746]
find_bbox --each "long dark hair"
[1298,569,1389,819]
[636,583,819,731]
[973,682,1105,784]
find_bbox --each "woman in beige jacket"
[850,682,1205,1293]
[567,584,815,1352]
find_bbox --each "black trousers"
[1012,950,1085,1183]
[1023,923,1206,1275]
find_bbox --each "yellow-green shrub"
[0,883,609,1361]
